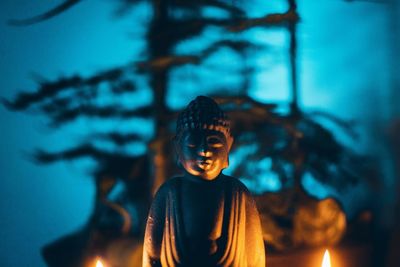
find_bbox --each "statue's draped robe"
[142,175,265,267]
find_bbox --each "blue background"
[0,0,399,266]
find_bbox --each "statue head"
[175,96,233,180]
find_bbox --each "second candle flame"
[96,259,105,267]
[322,249,331,267]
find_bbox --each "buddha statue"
[142,96,265,267]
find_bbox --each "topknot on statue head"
[175,96,232,143]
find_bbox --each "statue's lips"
[196,159,212,169]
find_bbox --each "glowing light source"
[321,249,331,267]
[96,258,105,267]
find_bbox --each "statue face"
[176,129,232,180]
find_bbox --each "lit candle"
[95,257,105,267]
[321,249,331,267]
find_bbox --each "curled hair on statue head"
[175,96,233,145]
[174,96,233,169]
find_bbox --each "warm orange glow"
[321,249,331,267]
[96,258,105,267]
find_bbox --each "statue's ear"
[224,135,234,169]
[227,135,234,152]
[223,156,230,169]
[173,136,182,166]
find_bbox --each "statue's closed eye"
[207,137,224,148]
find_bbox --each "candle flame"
[321,249,331,267]
[96,259,105,267]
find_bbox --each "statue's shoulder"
[153,176,183,198]
[220,174,251,194]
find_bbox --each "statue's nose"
[198,141,212,157]
[198,149,212,157]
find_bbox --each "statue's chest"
[180,182,225,239]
